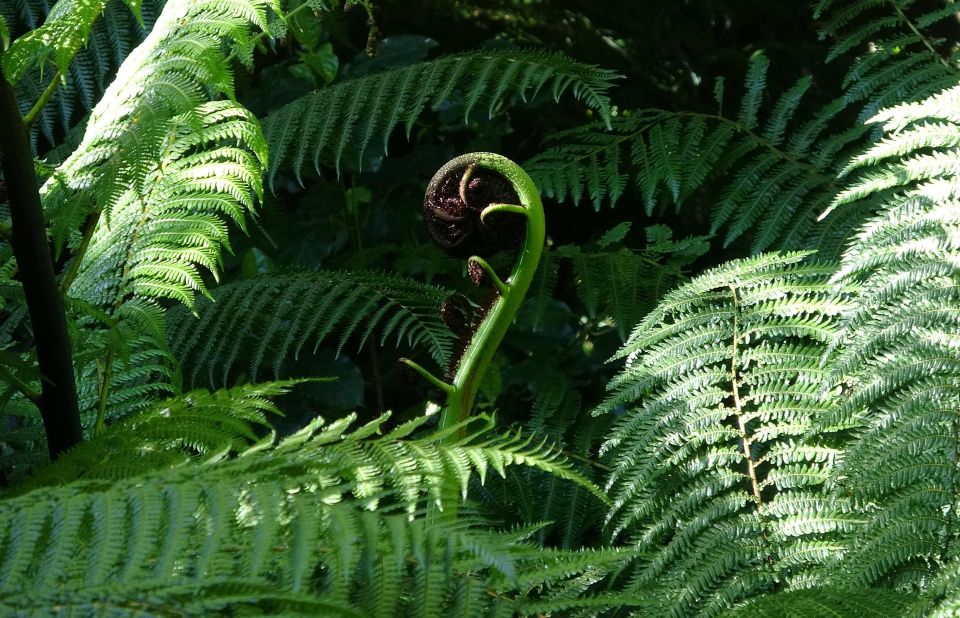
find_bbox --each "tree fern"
[817,83,960,589]
[599,252,852,617]
[168,269,459,386]
[263,48,620,184]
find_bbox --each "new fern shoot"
[402,153,546,436]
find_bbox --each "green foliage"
[600,252,852,616]
[0,410,623,615]
[6,0,960,614]
[525,1,960,256]
[168,270,458,385]
[818,83,960,589]
[264,48,620,182]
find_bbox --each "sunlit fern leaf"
[66,100,267,310]
[169,270,458,387]
[40,0,276,257]
[599,252,854,618]
[717,587,917,618]
[262,49,620,184]
[817,83,960,589]
[13,380,300,492]
[1,0,141,84]
[0,412,619,616]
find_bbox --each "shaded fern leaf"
[5,0,164,149]
[818,83,960,589]
[525,54,855,255]
[263,49,620,184]
[169,270,458,387]
[815,0,959,121]
[599,252,853,618]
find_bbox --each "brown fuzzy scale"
[443,291,496,382]
[440,293,474,337]
[423,164,524,258]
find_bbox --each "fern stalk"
[404,153,545,438]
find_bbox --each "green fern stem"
[404,153,545,437]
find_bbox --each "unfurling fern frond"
[0,411,623,616]
[263,49,620,184]
[599,252,852,617]
[817,83,960,589]
[168,270,458,387]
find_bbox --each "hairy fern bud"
[423,163,524,257]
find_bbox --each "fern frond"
[16,380,300,491]
[2,0,139,83]
[67,100,268,309]
[818,83,960,588]
[41,0,276,309]
[0,411,614,615]
[718,587,916,617]
[169,269,458,386]
[525,54,850,254]
[263,49,620,183]
[815,0,959,121]
[599,252,853,617]
[6,0,163,148]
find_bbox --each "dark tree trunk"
[0,59,83,459]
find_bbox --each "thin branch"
[0,363,40,405]
[22,70,62,129]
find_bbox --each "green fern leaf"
[169,269,458,386]
[263,49,620,184]
[599,252,853,617]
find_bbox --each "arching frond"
[0,411,620,616]
[263,49,620,184]
[525,54,855,255]
[168,270,458,386]
[599,252,852,617]
[818,83,960,589]
[16,380,297,491]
